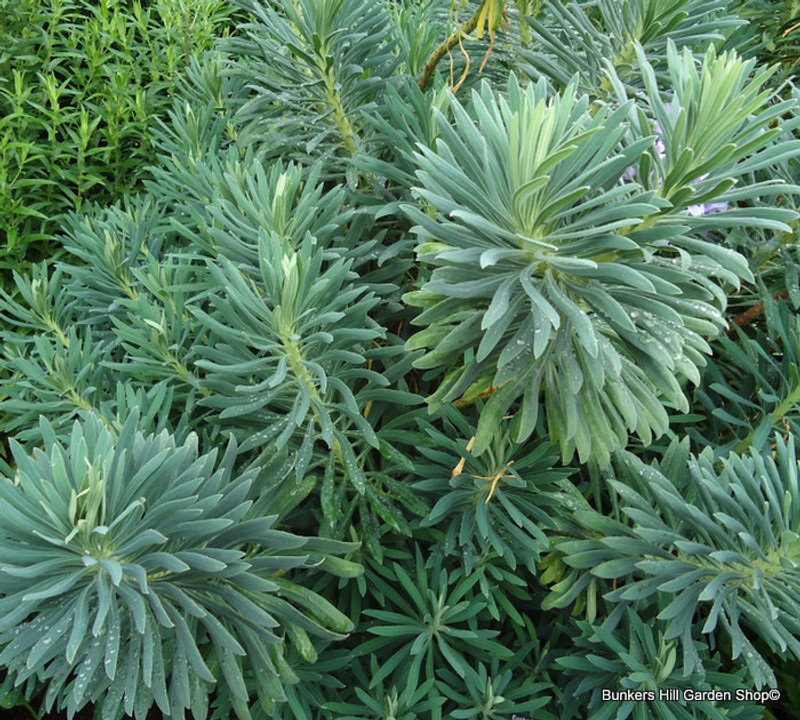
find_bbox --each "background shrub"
[0,0,240,290]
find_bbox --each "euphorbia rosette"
[403,45,800,465]
[0,412,357,720]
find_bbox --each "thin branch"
[452,33,471,92]
[417,1,487,92]
[727,291,789,332]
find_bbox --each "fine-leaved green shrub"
[724,0,800,81]
[0,0,239,288]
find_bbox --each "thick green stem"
[284,337,344,465]
[325,81,356,155]
[417,1,487,92]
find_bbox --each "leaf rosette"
[403,48,799,464]
[548,436,800,690]
[0,412,355,720]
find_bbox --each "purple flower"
[654,136,666,160]
[687,172,728,216]
[687,201,728,217]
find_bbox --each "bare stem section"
[417,1,487,91]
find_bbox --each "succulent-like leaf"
[549,435,800,689]
[403,47,799,463]
[0,412,357,720]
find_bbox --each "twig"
[783,20,800,37]
[452,33,471,92]
[727,291,790,332]
[417,1,487,92]
[478,30,495,73]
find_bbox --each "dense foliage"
[0,0,240,290]
[2,0,800,718]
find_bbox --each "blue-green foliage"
[1,0,800,718]
[0,413,357,719]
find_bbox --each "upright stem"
[285,336,344,465]
[325,81,356,155]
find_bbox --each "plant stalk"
[417,1,487,92]
[727,291,789,332]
